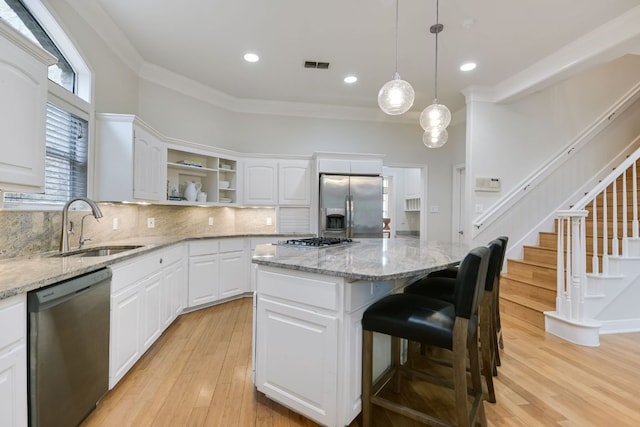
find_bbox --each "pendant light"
[420,0,450,148]
[378,0,415,115]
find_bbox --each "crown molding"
[62,0,143,74]
[463,5,640,106]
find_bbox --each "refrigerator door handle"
[345,195,351,238]
[348,195,354,238]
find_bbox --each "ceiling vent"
[304,61,330,69]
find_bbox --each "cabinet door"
[162,259,187,329]
[279,160,311,205]
[133,126,166,201]
[110,285,142,389]
[0,344,27,427]
[0,30,50,192]
[256,297,338,426]
[219,250,247,299]
[188,255,219,307]
[244,159,278,205]
[141,271,163,351]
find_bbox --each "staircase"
[500,158,640,332]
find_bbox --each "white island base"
[254,266,405,427]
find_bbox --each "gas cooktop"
[278,237,354,247]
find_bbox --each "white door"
[452,164,466,243]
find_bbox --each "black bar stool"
[361,246,489,427]
[404,239,504,403]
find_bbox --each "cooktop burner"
[279,237,354,247]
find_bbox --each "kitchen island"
[252,238,468,427]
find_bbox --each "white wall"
[47,0,139,113]
[467,54,640,247]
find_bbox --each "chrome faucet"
[60,197,103,252]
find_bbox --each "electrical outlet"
[266,217,272,226]
[147,217,155,228]
[112,218,119,230]
[208,217,214,226]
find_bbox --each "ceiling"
[89,0,640,116]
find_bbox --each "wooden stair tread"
[501,273,555,290]
[500,293,554,312]
[509,258,556,269]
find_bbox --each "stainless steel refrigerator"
[319,174,383,238]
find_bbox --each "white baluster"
[622,169,629,256]
[571,215,583,321]
[634,160,639,238]
[556,217,565,316]
[612,179,619,257]
[602,187,609,275]
[592,198,599,274]
[565,216,572,319]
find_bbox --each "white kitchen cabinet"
[255,268,339,426]
[141,271,163,352]
[316,157,383,175]
[95,114,167,202]
[244,159,278,205]
[0,294,27,427]
[188,240,220,307]
[166,145,239,205]
[0,21,56,193]
[219,239,248,299]
[278,160,311,205]
[109,244,186,388]
[188,239,250,308]
[162,246,187,330]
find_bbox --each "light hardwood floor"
[82,297,640,427]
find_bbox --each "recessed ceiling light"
[460,62,476,72]
[244,53,259,63]
[344,75,358,84]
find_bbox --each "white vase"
[184,181,200,202]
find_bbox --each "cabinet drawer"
[345,280,395,312]
[257,268,338,311]
[219,238,245,253]
[189,240,219,256]
[111,251,164,292]
[0,294,26,349]
[163,244,185,265]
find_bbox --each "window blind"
[4,103,88,205]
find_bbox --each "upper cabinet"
[166,145,238,205]
[244,159,278,205]
[0,21,57,193]
[95,114,167,202]
[244,158,311,206]
[317,157,383,175]
[279,160,311,205]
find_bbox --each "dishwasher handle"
[28,268,112,311]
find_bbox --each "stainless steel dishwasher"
[27,268,112,427]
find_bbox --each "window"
[0,0,75,92]
[1,0,92,207]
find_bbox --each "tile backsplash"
[0,204,276,259]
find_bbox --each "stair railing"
[554,142,640,322]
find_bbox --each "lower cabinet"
[0,294,27,427]
[188,238,248,308]
[109,244,186,389]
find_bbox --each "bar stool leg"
[362,330,373,427]
[479,302,496,403]
[469,328,488,427]
[453,320,471,427]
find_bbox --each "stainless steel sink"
[51,245,144,258]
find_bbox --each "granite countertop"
[252,238,469,281]
[0,233,309,300]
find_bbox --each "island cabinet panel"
[256,297,338,426]
[0,294,27,427]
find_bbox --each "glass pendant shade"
[378,72,415,115]
[419,102,451,131]
[423,127,448,148]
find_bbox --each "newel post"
[555,210,588,321]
